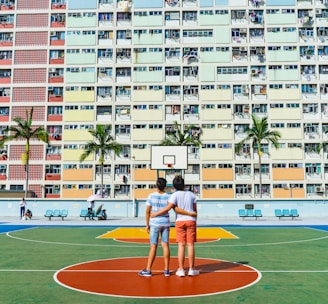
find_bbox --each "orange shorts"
[175,220,197,244]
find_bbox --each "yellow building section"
[63,168,93,181]
[202,168,233,181]
[272,167,304,180]
[97,227,237,240]
[64,90,95,102]
[202,188,234,199]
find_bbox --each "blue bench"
[80,209,95,220]
[238,209,263,220]
[44,209,53,220]
[45,209,68,220]
[275,209,299,220]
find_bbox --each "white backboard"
[151,146,188,170]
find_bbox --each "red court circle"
[54,257,261,298]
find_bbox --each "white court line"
[199,235,328,247]
[6,229,328,248]
[1,269,328,273]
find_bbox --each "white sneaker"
[188,269,200,276]
[175,269,185,277]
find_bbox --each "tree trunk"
[100,163,104,198]
[258,154,262,198]
[25,143,30,198]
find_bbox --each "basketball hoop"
[167,163,173,168]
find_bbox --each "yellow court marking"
[97,227,237,240]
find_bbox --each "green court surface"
[0,225,327,304]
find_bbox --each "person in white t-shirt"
[151,175,199,277]
[19,198,26,219]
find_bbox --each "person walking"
[19,198,26,219]
[151,175,199,277]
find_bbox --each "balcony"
[99,0,114,9]
[0,70,11,84]
[50,32,65,46]
[0,32,13,46]
[49,69,64,83]
[45,173,61,181]
[116,48,131,63]
[0,3,15,10]
[231,10,247,25]
[98,68,113,83]
[46,148,61,160]
[50,14,65,27]
[0,88,10,102]
[48,87,63,102]
[165,0,180,8]
[98,31,113,46]
[165,48,181,63]
[0,14,13,28]
[0,107,9,122]
[116,12,132,26]
[183,50,198,64]
[115,107,131,121]
[117,0,131,12]
[51,1,66,10]
[0,51,12,65]
[49,50,65,64]
[0,149,7,161]
[49,133,62,141]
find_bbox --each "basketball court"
[1,223,328,303]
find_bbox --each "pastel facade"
[1,0,328,201]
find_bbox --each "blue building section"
[134,0,163,9]
[67,0,97,10]
[200,0,213,7]
[266,0,296,5]
[215,0,228,6]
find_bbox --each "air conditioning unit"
[114,185,120,190]
[49,68,56,72]
[50,31,56,36]
[99,31,105,35]
[125,32,132,38]
[315,186,324,192]
[316,9,322,14]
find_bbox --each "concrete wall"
[2,199,328,219]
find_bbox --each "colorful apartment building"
[1,0,328,200]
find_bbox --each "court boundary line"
[6,230,328,248]
[1,269,328,273]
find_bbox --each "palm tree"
[316,129,328,155]
[0,107,49,198]
[160,121,202,147]
[236,114,281,198]
[80,124,122,198]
